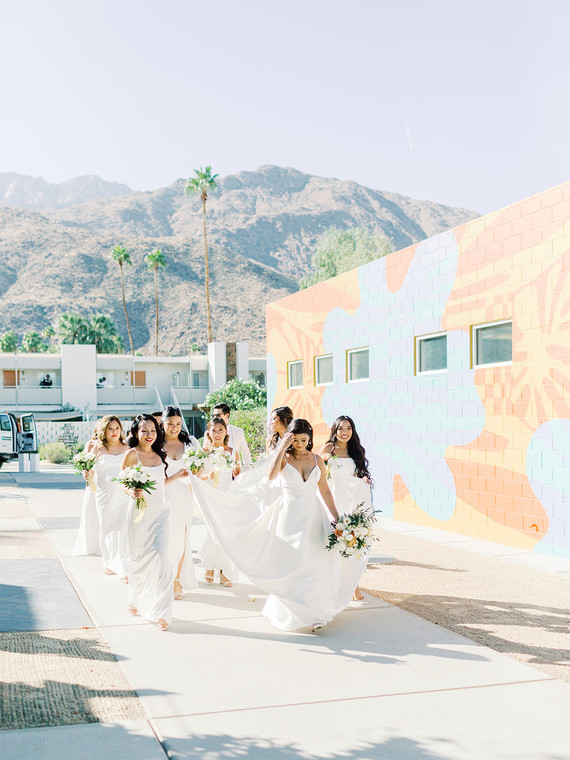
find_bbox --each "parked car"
[0,412,38,467]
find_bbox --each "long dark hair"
[205,416,229,448]
[162,405,192,445]
[269,406,294,451]
[286,418,313,457]
[127,414,168,472]
[327,415,371,481]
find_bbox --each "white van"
[0,412,38,466]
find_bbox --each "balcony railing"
[97,387,159,406]
[168,386,209,405]
[0,387,63,406]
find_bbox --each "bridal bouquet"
[182,448,210,474]
[113,464,157,523]
[206,448,234,471]
[326,456,343,480]
[72,451,97,493]
[326,503,377,559]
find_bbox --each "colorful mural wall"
[266,183,570,558]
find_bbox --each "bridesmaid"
[162,405,199,599]
[73,429,101,556]
[88,416,130,579]
[198,416,240,588]
[318,415,373,601]
[122,414,188,631]
[265,406,294,453]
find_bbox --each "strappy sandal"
[220,571,232,588]
[128,605,138,616]
[204,570,214,584]
[352,587,365,601]
[157,619,168,631]
[173,579,183,599]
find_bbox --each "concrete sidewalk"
[1,467,570,759]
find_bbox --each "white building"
[0,342,266,437]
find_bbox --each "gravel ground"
[361,528,570,683]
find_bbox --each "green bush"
[205,378,267,411]
[228,408,267,461]
[68,441,86,456]
[39,442,72,464]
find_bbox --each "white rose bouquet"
[113,464,157,523]
[182,448,210,474]
[325,503,377,559]
[72,451,97,493]
[206,448,234,471]
[326,455,343,480]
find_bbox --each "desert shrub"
[39,442,71,464]
[205,378,267,411]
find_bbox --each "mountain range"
[0,166,478,354]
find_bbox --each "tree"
[185,166,219,344]
[300,226,393,289]
[145,249,167,356]
[111,244,134,353]
[205,378,267,411]
[0,331,18,352]
[21,330,48,352]
[88,314,124,354]
[54,312,91,344]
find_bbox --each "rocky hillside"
[0,173,133,211]
[0,166,478,354]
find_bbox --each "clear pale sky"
[1,0,568,213]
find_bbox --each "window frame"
[415,330,448,376]
[346,347,370,383]
[471,319,513,369]
[287,359,304,389]
[314,353,333,387]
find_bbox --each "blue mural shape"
[527,419,570,558]
[321,232,486,520]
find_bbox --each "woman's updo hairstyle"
[162,405,192,445]
[286,418,313,455]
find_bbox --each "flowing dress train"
[73,485,101,556]
[190,458,364,630]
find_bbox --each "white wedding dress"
[127,461,174,624]
[165,451,198,591]
[190,456,364,630]
[73,484,101,556]
[198,466,239,580]
[94,453,130,576]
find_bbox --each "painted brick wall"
[266,182,570,558]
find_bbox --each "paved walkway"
[1,465,570,759]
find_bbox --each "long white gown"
[165,452,198,591]
[198,467,239,580]
[73,485,101,556]
[94,454,130,576]
[127,462,174,624]
[190,457,364,630]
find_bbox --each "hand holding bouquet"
[72,451,97,493]
[114,464,157,523]
[182,448,210,475]
[326,503,377,559]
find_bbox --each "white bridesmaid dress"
[94,453,130,576]
[73,485,101,556]
[127,461,174,624]
[198,466,239,580]
[190,456,364,630]
[327,456,373,515]
[165,451,198,591]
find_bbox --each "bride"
[190,418,364,631]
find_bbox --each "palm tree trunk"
[120,264,134,354]
[154,267,159,356]
[202,195,213,344]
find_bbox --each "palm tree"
[145,249,167,355]
[111,244,134,353]
[185,166,219,344]
[54,312,91,344]
[88,314,125,354]
[0,331,18,352]
[21,330,48,353]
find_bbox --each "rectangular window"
[287,360,303,389]
[473,320,512,367]
[315,354,333,385]
[347,348,369,382]
[416,333,447,374]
